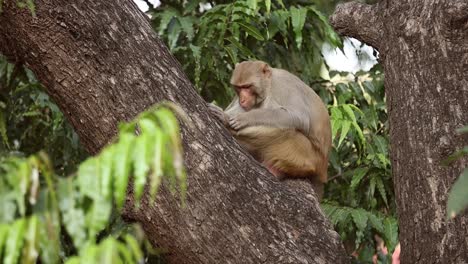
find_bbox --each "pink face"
[235,84,255,110]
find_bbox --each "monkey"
[209,60,332,190]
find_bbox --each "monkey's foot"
[263,162,283,178]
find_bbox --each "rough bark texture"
[331,0,468,263]
[0,1,349,263]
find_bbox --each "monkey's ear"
[262,63,272,77]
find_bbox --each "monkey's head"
[230,61,272,110]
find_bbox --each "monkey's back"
[269,68,332,182]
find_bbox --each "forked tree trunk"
[331,1,468,263]
[0,1,348,263]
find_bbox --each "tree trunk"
[0,1,349,263]
[331,1,468,263]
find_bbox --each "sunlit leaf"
[4,218,26,264]
[113,134,133,209]
[236,21,265,41]
[290,6,307,49]
[125,235,144,263]
[87,198,112,240]
[22,216,39,264]
[338,120,351,148]
[132,133,151,203]
[447,168,468,219]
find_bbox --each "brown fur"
[234,126,328,183]
[210,61,331,184]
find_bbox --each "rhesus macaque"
[210,61,331,188]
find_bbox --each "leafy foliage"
[150,0,395,261]
[446,125,468,219]
[150,0,341,107]
[0,105,187,264]
[0,56,87,175]
[323,71,396,260]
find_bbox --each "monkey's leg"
[262,131,319,178]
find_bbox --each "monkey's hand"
[208,103,228,125]
[228,113,251,130]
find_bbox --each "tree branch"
[330,2,383,51]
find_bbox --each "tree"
[331,0,468,263]
[0,1,348,263]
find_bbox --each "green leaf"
[86,198,112,240]
[0,110,9,148]
[321,204,350,226]
[247,0,257,10]
[22,216,39,264]
[236,21,265,41]
[308,6,341,47]
[0,224,9,259]
[150,130,164,200]
[367,213,384,233]
[100,238,117,264]
[456,125,468,134]
[350,168,369,189]
[375,176,388,206]
[4,218,26,264]
[117,241,134,263]
[64,257,80,264]
[443,146,468,165]
[78,158,99,200]
[383,217,398,252]
[114,134,133,209]
[265,0,271,14]
[81,243,98,263]
[100,147,114,200]
[132,133,151,203]
[125,235,144,263]
[337,120,351,148]
[157,8,178,35]
[178,17,195,40]
[290,6,307,49]
[342,104,357,123]
[224,46,237,65]
[65,208,87,249]
[225,37,256,58]
[330,106,343,141]
[369,175,376,198]
[351,208,368,231]
[447,168,468,219]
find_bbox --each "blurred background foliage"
[0,0,396,263]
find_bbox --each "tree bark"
[331,0,468,263]
[0,1,349,263]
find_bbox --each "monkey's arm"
[229,108,310,135]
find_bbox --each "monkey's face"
[231,61,272,110]
[235,85,257,110]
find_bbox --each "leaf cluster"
[0,105,187,264]
[150,0,341,106]
[0,57,87,175]
[445,125,468,219]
